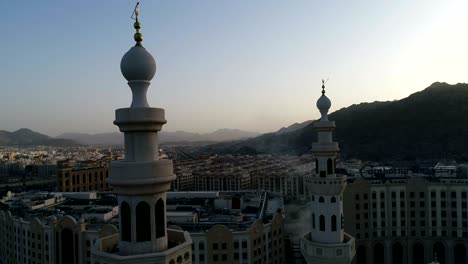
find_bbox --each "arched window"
[412,243,424,264]
[357,246,367,264]
[315,159,319,174]
[319,215,325,231]
[155,198,165,239]
[312,213,315,228]
[319,196,325,203]
[121,201,131,242]
[373,243,384,264]
[61,228,74,264]
[433,242,446,264]
[136,201,151,242]
[331,215,337,231]
[331,197,336,203]
[392,242,403,264]
[454,244,466,264]
[327,158,333,175]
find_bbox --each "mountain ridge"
[203,82,468,161]
[57,128,260,145]
[0,128,78,146]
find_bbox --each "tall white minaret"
[107,4,176,256]
[309,80,343,243]
[301,81,355,264]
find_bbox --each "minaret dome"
[120,47,156,82]
[316,81,331,121]
[120,2,156,82]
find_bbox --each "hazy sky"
[1,0,468,136]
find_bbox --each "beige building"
[167,191,286,264]
[0,192,119,264]
[189,214,285,264]
[171,165,194,191]
[171,155,314,200]
[344,176,468,264]
[56,160,110,192]
[193,169,251,192]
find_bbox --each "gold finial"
[132,2,143,46]
[321,78,329,95]
[321,79,326,95]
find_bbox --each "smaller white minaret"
[301,81,355,264]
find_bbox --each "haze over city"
[1,0,468,136]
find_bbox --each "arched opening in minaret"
[315,159,318,174]
[319,215,325,231]
[121,201,131,242]
[312,213,315,228]
[331,215,337,231]
[454,244,466,264]
[136,201,151,242]
[319,196,324,203]
[412,242,424,264]
[61,228,74,264]
[373,243,384,264]
[327,158,333,174]
[433,242,446,264]
[357,245,367,264]
[155,198,165,239]
[330,197,336,203]
[392,242,403,264]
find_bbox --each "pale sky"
[1,0,467,136]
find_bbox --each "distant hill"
[57,129,260,145]
[203,82,468,161]
[0,128,78,146]
[57,132,123,145]
[275,120,313,135]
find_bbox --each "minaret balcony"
[300,232,355,264]
[108,159,176,195]
[114,107,166,132]
[306,175,347,195]
[313,121,336,130]
[92,228,192,264]
[312,142,340,153]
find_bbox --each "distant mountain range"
[203,82,468,161]
[0,128,260,147]
[0,128,78,146]
[275,120,313,135]
[57,129,260,145]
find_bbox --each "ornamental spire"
[322,79,326,95]
[132,2,143,46]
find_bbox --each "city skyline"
[1,0,468,136]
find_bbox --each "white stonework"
[301,83,355,264]
[91,8,191,264]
